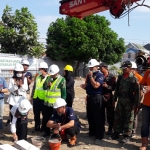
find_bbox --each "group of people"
[0,60,81,147]
[0,58,150,149]
[81,58,150,150]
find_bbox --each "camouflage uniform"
[113,73,140,136]
[103,73,116,132]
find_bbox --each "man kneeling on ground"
[47,98,81,147]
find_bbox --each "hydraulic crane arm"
[59,0,140,19]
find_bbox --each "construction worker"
[63,65,75,107]
[80,59,105,145]
[42,64,66,137]
[47,98,81,147]
[10,98,32,141]
[31,62,49,133]
[110,61,140,143]
[99,62,116,135]
[21,60,32,98]
[7,63,28,124]
[139,62,150,150]
[0,70,8,138]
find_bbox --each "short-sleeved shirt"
[0,77,8,99]
[50,107,81,129]
[86,71,104,95]
[140,70,150,106]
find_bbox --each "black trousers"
[87,94,105,140]
[33,98,44,129]
[104,97,114,131]
[16,118,27,140]
[43,105,54,135]
[65,125,80,137]
[66,94,74,108]
[9,105,13,122]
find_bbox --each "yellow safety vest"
[44,75,63,106]
[33,75,48,100]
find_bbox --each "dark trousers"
[65,125,80,137]
[104,97,114,131]
[9,105,13,122]
[66,94,74,108]
[16,118,27,140]
[141,105,150,137]
[87,94,105,140]
[33,98,44,129]
[43,105,54,135]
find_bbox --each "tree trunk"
[74,61,80,77]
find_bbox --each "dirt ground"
[0,78,148,150]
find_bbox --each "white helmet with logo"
[131,62,137,69]
[18,99,32,115]
[53,98,67,109]
[86,59,99,67]
[14,63,24,71]
[39,62,48,69]
[48,64,60,75]
[22,60,30,66]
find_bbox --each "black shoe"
[5,119,10,126]
[109,132,119,140]
[106,130,113,135]
[32,126,41,133]
[120,136,130,143]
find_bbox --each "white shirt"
[7,77,28,106]
[10,98,32,133]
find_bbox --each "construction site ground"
[0,78,148,150]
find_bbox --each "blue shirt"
[50,107,81,129]
[0,77,8,99]
[86,71,104,95]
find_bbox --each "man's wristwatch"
[89,76,93,78]
[0,89,2,92]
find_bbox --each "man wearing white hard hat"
[80,59,105,145]
[31,61,49,133]
[21,60,32,97]
[10,98,32,141]
[42,64,66,137]
[47,98,81,147]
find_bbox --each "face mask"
[57,113,62,116]
[16,73,22,77]
[38,71,42,75]
[92,70,97,73]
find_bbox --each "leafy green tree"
[46,15,125,75]
[0,5,44,57]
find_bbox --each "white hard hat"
[22,60,30,66]
[18,99,32,115]
[86,59,99,67]
[39,62,48,69]
[48,64,59,75]
[131,62,137,69]
[53,98,67,109]
[14,63,24,71]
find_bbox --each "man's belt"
[87,94,101,97]
[11,93,22,96]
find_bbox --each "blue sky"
[0,0,150,46]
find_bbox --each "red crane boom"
[59,0,140,19]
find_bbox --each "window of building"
[128,53,131,58]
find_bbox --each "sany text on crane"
[69,0,86,8]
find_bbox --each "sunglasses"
[23,64,29,67]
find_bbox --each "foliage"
[0,5,44,57]
[46,15,126,75]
